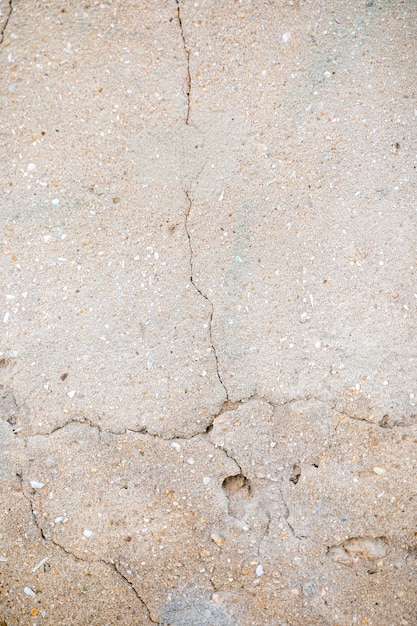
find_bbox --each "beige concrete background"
[0,0,417,624]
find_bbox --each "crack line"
[0,0,12,46]
[18,472,156,623]
[183,189,229,401]
[278,485,305,540]
[175,0,191,124]
[112,562,156,623]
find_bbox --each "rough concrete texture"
[0,0,416,624]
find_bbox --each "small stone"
[373,467,386,476]
[67,390,76,399]
[256,564,264,577]
[290,588,299,596]
[211,533,226,547]
[283,32,292,43]
[200,550,210,558]
[203,476,211,485]
[303,581,318,597]
[24,586,37,597]
[83,529,93,538]
[171,442,181,452]
[187,458,195,465]
[30,481,45,490]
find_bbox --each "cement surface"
[1,0,416,624]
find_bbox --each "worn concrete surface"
[1,0,417,624]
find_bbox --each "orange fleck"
[31,608,38,616]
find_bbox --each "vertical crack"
[175,0,191,124]
[183,189,229,400]
[278,485,305,540]
[0,0,12,46]
[111,562,156,623]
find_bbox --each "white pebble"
[67,390,76,399]
[203,476,211,485]
[83,529,93,538]
[171,442,181,452]
[373,467,386,476]
[256,564,264,576]
[282,32,291,43]
[24,586,37,597]
[187,458,195,465]
[32,556,50,573]
[27,163,37,172]
[30,481,44,489]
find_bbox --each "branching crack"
[0,0,12,46]
[211,439,243,475]
[183,188,229,401]
[175,0,191,124]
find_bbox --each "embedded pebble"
[32,556,50,573]
[30,481,45,489]
[211,533,226,547]
[203,476,211,485]
[24,586,37,597]
[373,467,386,476]
[256,564,264,577]
[83,529,93,538]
